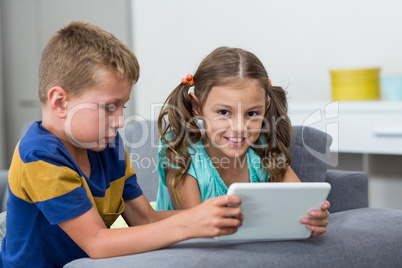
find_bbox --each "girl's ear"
[267,96,271,108]
[189,92,201,116]
[47,86,69,118]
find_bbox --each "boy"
[0,21,242,267]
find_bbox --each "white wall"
[1,0,133,162]
[0,2,6,169]
[131,0,402,119]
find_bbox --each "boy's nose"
[110,113,125,129]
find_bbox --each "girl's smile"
[224,136,246,147]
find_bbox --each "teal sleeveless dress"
[155,138,271,210]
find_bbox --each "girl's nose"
[231,116,247,134]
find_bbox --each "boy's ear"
[47,86,69,118]
[189,92,201,116]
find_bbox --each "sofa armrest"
[0,170,8,212]
[325,169,368,213]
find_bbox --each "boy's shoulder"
[18,121,68,163]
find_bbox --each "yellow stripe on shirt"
[9,147,84,203]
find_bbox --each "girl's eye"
[218,110,230,116]
[247,111,259,117]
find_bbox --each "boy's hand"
[181,195,243,238]
[300,200,330,237]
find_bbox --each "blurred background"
[0,0,401,208]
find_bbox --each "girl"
[156,46,329,237]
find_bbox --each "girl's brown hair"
[38,21,139,104]
[158,47,292,202]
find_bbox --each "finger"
[311,231,320,237]
[217,217,243,228]
[309,209,330,219]
[213,195,242,207]
[322,200,330,210]
[313,218,329,227]
[307,225,327,237]
[220,206,243,218]
[302,217,329,227]
[215,227,240,236]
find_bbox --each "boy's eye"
[101,104,127,112]
[104,104,116,112]
[218,110,230,116]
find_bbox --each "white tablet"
[215,182,331,241]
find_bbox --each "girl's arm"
[58,194,242,259]
[165,168,203,209]
[282,166,301,182]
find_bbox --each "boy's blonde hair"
[38,21,139,103]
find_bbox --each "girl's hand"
[181,195,244,238]
[300,200,330,237]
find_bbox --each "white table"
[288,101,402,155]
[288,101,402,209]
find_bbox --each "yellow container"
[330,68,380,100]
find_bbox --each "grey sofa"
[1,121,402,267]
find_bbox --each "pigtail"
[158,82,202,203]
[253,85,292,182]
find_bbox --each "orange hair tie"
[181,74,194,86]
[268,78,272,87]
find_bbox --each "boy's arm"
[58,194,242,259]
[122,194,178,225]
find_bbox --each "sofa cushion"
[289,126,332,182]
[325,170,369,213]
[0,211,6,250]
[119,121,160,201]
[64,208,402,268]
